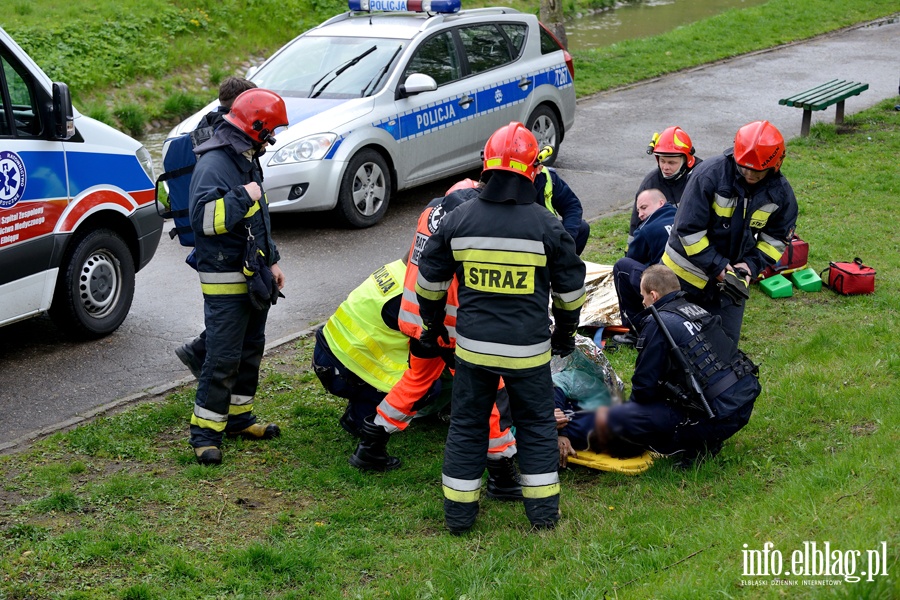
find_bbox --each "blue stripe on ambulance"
[372,64,572,142]
[15,151,68,201]
[66,152,152,196]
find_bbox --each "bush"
[162,92,205,120]
[114,103,147,137]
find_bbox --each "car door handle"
[518,78,531,90]
[458,95,473,108]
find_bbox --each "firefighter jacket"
[628,159,701,238]
[533,168,583,242]
[626,202,676,266]
[398,188,480,343]
[662,151,798,295]
[322,260,409,393]
[189,124,280,295]
[632,291,759,418]
[416,173,587,371]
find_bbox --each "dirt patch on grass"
[850,420,878,436]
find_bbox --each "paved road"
[1,18,897,448]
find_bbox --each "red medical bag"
[758,234,808,279]
[821,258,876,295]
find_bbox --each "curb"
[0,326,318,455]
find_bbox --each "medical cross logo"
[0,151,27,210]
[494,89,503,104]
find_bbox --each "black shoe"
[486,457,523,501]
[175,343,203,379]
[194,446,222,465]
[673,442,722,470]
[611,332,637,346]
[349,415,401,471]
[339,406,363,438]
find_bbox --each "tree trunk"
[540,0,568,50]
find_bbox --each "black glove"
[718,268,750,306]
[419,319,450,352]
[551,327,576,357]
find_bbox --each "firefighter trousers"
[189,294,266,448]
[442,357,559,530]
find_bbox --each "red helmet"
[223,88,289,145]
[734,120,785,172]
[445,178,479,195]
[482,122,540,181]
[653,126,696,168]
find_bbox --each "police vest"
[652,297,755,413]
[323,260,410,393]
[541,170,557,216]
[398,203,460,343]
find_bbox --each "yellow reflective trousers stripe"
[228,404,254,416]
[201,282,248,295]
[442,485,481,503]
[191,414,228,432]
[522,483,561,499]
[455,345,551,370]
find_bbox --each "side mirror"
[398,73,437,98]
[52,82,74,140]
[245,65,259,79]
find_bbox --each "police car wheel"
[526,105,560,167]
[49,229,136,340]
[335,149,391,228]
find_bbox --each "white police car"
[168,0,575,227]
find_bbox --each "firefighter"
[353,180,520,500]
[187,89,288,465]
[582,265,761,468]
[176,76,258,379]
[312,255,520,499]
[613,188,677,339]
[532,163,591,254]
[628,126,699,244]
[663,120,798,343]
[416,122,586,533]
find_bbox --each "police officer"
[313,257,520,498]
[416,122,586,533]
[187,89,288,465]
[629,126,699,244]
[532,163,591,255]
[614,188,677,337]
[597,265,761,467]
[663,120,798,342]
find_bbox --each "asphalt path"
[1,17,897,448]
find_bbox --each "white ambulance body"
[0,27,162,338]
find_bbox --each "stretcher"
[566,450,654,475]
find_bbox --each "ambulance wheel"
[526,105,560,167]
[335,149,391,228]
[50,229,135,340]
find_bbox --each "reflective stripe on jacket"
[322,260,410,393]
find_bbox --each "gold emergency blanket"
[579,261,622,327]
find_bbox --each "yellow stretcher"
[566,450,654,475]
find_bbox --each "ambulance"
[0,27,162,338]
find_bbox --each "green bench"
[779,79,869,136]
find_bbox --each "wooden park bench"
[779,79,868,136]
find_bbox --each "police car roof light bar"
[348,0,461,14]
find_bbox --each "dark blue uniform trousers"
[190,294,266,448]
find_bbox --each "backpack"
[154,126,214,247]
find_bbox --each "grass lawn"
[1,99,898,599]
[1,0,896,134]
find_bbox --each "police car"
[0,27,162,338]
[168,0,575,227]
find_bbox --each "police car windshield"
[253,36,404,99]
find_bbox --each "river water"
[139,0,768,157]
[565,0,767,50]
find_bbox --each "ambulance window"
[0,55,40,137]
[458,25,513,75]
[405,32,461,87]
[499,24,528,58]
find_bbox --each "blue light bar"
[348,0,461,13]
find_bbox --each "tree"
[540,0,568,49]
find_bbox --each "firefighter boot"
[227,423,281,440]
[349,415,401,471]
[486,457,523,501]
[175,343,203,379]
[444,498,479,535]
[194,446,222,466]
